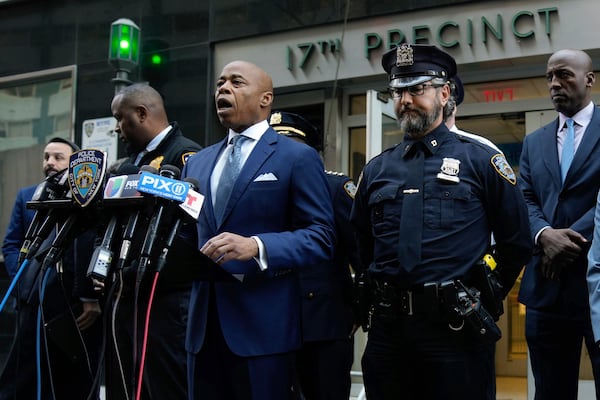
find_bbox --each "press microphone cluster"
[87,163,203,282]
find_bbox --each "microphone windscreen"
[140,165,158,175]
[159,164,181,179]
[116,163,140,175]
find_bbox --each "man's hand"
[76,301,101,330]
[538,228,588,280]
[201,232,259,265]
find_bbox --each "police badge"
[437,157,461,183]
[396,43,414,67]
[68,149,107,207]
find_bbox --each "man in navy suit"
[182,61,335,400]
[519,48,600,399]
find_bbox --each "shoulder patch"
[491,154,516,185]
[181,151,197,166]
[343,179,357,199]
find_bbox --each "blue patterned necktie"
[214,135,249,223]
[561,118,575,183]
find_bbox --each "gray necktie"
[214,135,249,223]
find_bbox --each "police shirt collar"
[402,122,449,157]
[145,125,172,153]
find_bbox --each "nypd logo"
[68,149,107,207]
[137,171,189,203]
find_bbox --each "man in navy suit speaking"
[519,48,600,400]
[182,60,335,400]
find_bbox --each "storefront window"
[0,67,75,261]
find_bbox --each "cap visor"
[389,76,434,88]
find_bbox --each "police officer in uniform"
[350,44,532,400]
[270,111,359,400]
[106,83,202,399]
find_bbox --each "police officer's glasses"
[388,83,442,98]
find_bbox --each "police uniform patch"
[343,179,357,199]
[491,154,516,185]
[181,151,196,166]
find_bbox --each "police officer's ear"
[440,82,451,107]
[135,104,149,123]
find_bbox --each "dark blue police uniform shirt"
[351,122,531,288]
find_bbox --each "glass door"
[365,89,399,161]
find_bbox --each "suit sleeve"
[2,189,28,279]
[587,190,600,342]
[256,147,335,268]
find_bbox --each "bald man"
[181,61,335,399]
[519,49,600,400]
[107,83,202,399]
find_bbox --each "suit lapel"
[201,139,227,231]
[564,107,600,185]
[218,129,277,226]
[540,119,562,187]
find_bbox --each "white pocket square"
[253,172,278,182]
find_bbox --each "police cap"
[269,111,321,150]
[450,75,464,106]
[382,43,457,88]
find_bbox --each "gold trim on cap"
[273,126,307,138]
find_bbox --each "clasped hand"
[538,228,587,280]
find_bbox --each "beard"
[398,97,442,138]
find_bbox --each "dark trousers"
[294,338,354,400]
[105,289,190,400]
[0,302,101,400]
[526,308,600,400]
[361,313,494,400]
[187,289,295,400]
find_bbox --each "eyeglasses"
[388,83,443,98]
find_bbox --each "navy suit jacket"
[182,126,335,357]
[519,106,600,312]
[2,185,36,279]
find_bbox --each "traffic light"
[108,18,140,73]
[141,39,170,89]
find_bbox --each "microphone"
[113,165,158,272]
[136,165,183,282]
[154,177,200,273]
[18,169,71,265]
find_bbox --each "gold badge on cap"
[270,112,282,125]
[396,43,414,67]
[437,157,461,183]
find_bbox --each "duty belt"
[372,280,442,318]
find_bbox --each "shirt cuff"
[251,235,268,271]
[534,226,551,245]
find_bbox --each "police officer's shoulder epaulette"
[325,170,345,177]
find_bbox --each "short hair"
[47,136,80,152]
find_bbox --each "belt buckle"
[400,290,413,316]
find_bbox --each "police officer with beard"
[350,44,532,399]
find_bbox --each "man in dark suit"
[182,61,335,400]
[270,111,359,400]
[519,48,600,399]
[0,137,102,399]
[106,83,201,400]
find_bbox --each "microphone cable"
[135,270,160,400]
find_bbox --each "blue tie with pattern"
[214,135,249,223]
[561,118,575,183]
